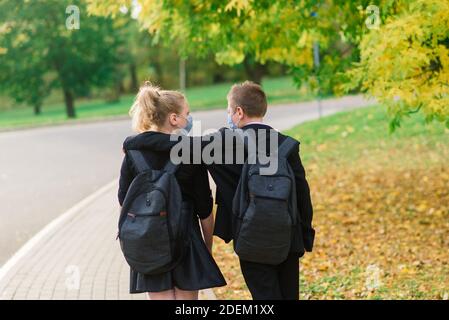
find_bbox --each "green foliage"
[0,0,126,117]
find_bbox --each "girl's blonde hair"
[129,81,186,133]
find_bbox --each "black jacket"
[118,131,213,220]
[123,124,315,254]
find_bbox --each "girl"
[118,82,226,300]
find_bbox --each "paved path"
[0,95,376,300]
[0,179,216,300]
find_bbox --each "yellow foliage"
[87,0,448,124]
[348,0,449,122]
[215,45,246,65]
[224,0,253,16]
[86,0,132,18]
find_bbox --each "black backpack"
[232,136,300,265]
[117,150,188,275]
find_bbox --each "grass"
[285,104,448,168]
[0,76,311,130]
[213,105,449,300]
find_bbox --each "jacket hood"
[123,131,181,152]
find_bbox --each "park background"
[0,0,447,300]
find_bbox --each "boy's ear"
[236,106,245,117]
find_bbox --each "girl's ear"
[168,113,178,127]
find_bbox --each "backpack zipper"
[127,211,167,218]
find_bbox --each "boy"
[123,81,314,299]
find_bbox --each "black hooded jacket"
[118,131,213,220]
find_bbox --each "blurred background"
[0,0,447,300]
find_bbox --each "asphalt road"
[0,95,375,266]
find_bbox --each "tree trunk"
[33,103,41,116]
[152,55,163,85]
[179,58,186,91]
[54,58,76,118]
[63,88,76,118]
[212,67,225,83]
[119,80,126,94]
[107,81,121,103]
[129,63,138,92]
[243,58,267,84]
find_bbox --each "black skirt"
[129,207,227,293]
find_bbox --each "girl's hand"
[200,213,214,255]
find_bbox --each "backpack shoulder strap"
[163,159,179,174]
[277,137,299,158]
[127,150,151,173]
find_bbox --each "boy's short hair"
[227,81,267,117]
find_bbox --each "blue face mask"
[178,114,193,133]
[227,112,239,129]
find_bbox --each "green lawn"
[0,76,311,130]
[285,105,448,168]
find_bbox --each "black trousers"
[239,252,300,300]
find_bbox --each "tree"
[87,0,448,128]
[86,0,358,92]
[0,41,50,115]
[344,0,449,130]
[0,0,125,118]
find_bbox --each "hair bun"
[144,81,160,97]
[130,83,186,133]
